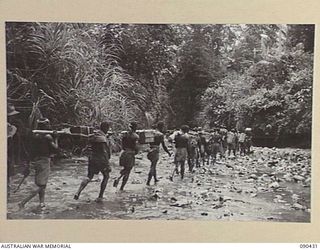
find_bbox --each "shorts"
[147,148,159,163]
[212,143,221,155]
[88,156,111,177]
[175,148,188,163]
[32,157,51,186]
[227,143,235,150]
[119,150,135,169]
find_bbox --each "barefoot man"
[114,122,139,191]
[18,118,59,209]
[74,122,112,202]
[146,122,171,186]
[170,125,190,181]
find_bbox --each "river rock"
[304,177,311,184]
[130,206,135,213]
[150,193,161,200]
[212,203,223,209]
[249,174,258,180]
[283,173,293,182]
[131,179,142,184]
[170,199,192,208]
[268,161,278,167]
[226,164,234,169]
[268,182,280,189]
[292,203,305,210]
[155,188,163,193]
[170,197,177,202]
[257,158,264,163]
[293,175,304,182]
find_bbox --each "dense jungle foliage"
[6,23,314,146]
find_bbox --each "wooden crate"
[137,129,155,144]
[120,129,156,144]
[70,126,94,135]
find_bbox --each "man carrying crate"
[113,122,139,191]
[74,122,112,203]
[18,118,59,209]
[170,125,190,181]
[146,122,171,186]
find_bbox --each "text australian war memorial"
[6,23,313,221]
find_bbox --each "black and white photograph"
[6,22,314,222]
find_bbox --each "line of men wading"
[15,118,252,209]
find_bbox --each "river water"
[7,147,311,222]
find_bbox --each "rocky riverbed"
[7,146,311,221]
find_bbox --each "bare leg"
[74,177,91,200]
[147,161,154,185]
[169,163,179,181]
[181,162,185,180]
[38,185,46,206]
[120,168,132,191]
[18,187,41,209]
[154,166,159,183]
[97,172,109,200]
[113,172,124,187]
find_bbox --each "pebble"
[131,179,143,184]
[291,194,299,202]
[129,206,135,213]
[170,197,177,202]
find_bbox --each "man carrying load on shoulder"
[74,121,112,203]
[114,122,139,191]
[210,128,223,164]
[18,118,59,209]
[146,122,171,186]
[170,125,190,181]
